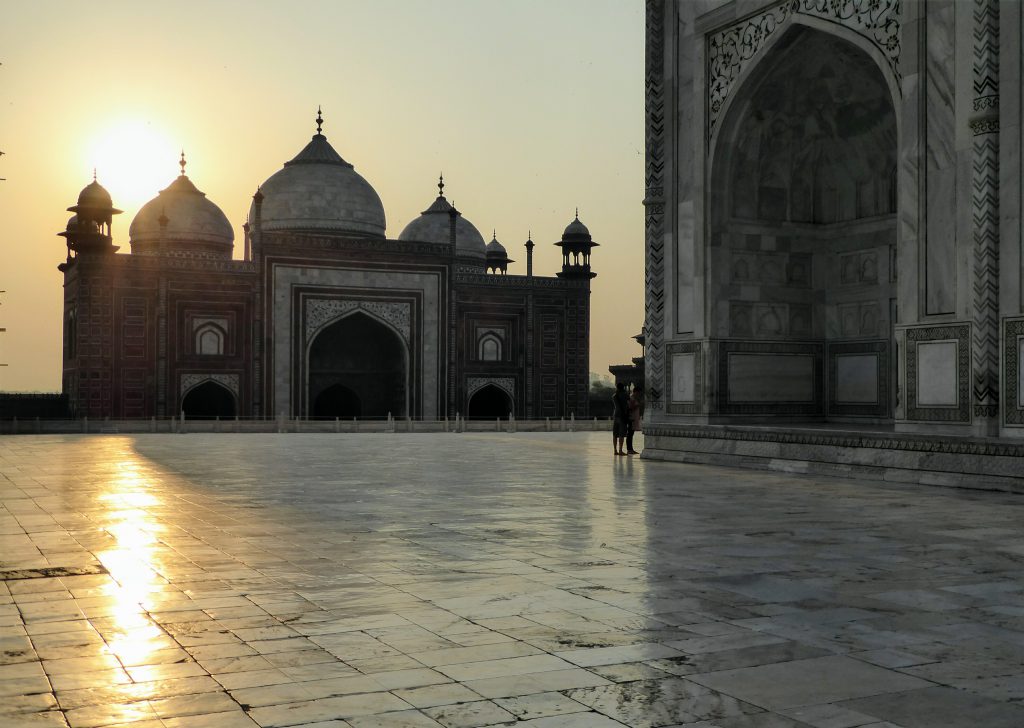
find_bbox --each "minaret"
[58,172,122,258]
[555,209,597,279]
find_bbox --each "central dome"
[251,116,386,238]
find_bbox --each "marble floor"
[1,433,1023,728]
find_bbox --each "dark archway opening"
[181,381,236,419]
[467,385,513,419]
[308,312,407,418]
[314,384,361,418]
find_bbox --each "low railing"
[1,414,613,435]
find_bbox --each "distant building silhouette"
[57,112,595,420]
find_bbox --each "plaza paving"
[1,432,1023,728]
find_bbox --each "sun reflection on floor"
[96,458,169,666]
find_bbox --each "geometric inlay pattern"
[644,0,667,411]
[466,377,515,402]
[970,0,1000,420]
[305,299,411,346]
[180,373,240,398]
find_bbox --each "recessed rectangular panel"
[1019,338,1024,409]
[836,354,879,404]
[671,352,696,403]
[916,340,958,406]
[728,354,814,403]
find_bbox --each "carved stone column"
[644,0,666,412]
[970,0,1000,431]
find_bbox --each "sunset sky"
[0,0,645,393]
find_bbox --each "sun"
[88,120,180,210]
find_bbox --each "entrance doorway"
[467,385,513,419]
[308,312,407,418]
[181,381,236,419]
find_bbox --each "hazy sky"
[0,0,645,392]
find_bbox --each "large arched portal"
[467,385,513,419]
[181,381,236,419]
[709,25,897,421]
[308,313,407,418]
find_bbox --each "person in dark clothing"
[612,382,630,456]
[626,386,642,455]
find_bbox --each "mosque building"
[57,110,596,421]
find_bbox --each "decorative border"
[644,423,1024,458]
[904,324,971,422]
[644,0,667,411]
[1004,318,1024,425]
[666,342,703,415]
[466,377,515,400]
[180,373,240,398]
[828,340,888,417]
[706,0,901,140]
[716,340,824,415]
[970,0,1000,420]
[305,299,411,345]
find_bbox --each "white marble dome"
[130,173,234,258]
[251,132,386,238]
[398,190,486,259]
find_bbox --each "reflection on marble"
[2,433,1024,726]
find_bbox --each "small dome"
[562,213,591,240]
[130,173,234,257]
[398,187,487,259]
[250,130,386,238]
[77,180,113,209]
[65,215,79,232]
[486,234,506,255]
[67,176,122,225]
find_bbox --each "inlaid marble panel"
[836,353,879,404]
[671,352,696,403]
[728,354,814,403]
[916,341,958,406]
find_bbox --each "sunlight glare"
[88,120,179,208]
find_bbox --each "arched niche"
[711,25,897,229]
[705,23,899,420]
[478,333,503,362]
[307,311,409,418]
[181,380,236,419]
[195,323,225,355]
[467,384,513,420]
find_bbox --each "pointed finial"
[92,168,97,182]
[438,173,444,197]
[575,207,579,220]
[493,229,496,240]
[528,229,532,240]
[316,106,323,134]
[179,150,186,177]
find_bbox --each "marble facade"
[643,1,1024,460]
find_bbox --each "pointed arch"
[306,310,410,418]
[181,380,236,419]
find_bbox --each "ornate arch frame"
[179,374,240,415]
[302,300,413,418]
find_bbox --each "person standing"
[612,382,630,456]
[626,386,642,455]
